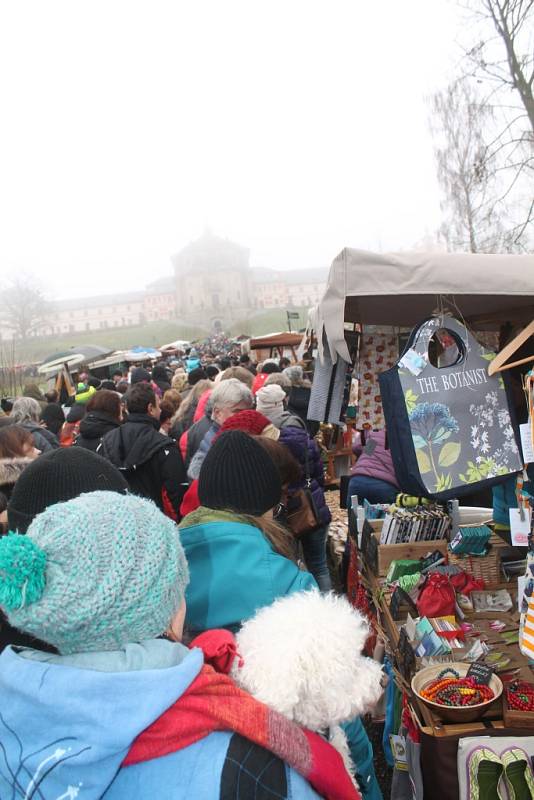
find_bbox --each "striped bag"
[520,550,534,658]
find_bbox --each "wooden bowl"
[411,663,503,723]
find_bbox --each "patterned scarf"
[124,630,361,800]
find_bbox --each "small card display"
[466,661,494,686]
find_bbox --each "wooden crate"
[361,519,448,576]
[503,684,534,729]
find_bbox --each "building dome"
[172,231,250,275]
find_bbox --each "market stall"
[248,331,304,363]
[312,249,534,799]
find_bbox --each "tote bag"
[378,316,522,500]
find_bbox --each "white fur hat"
[231,589,383,732]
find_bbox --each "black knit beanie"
[8,448,129,533]
[198,430,281,516]
[131,367,151,384]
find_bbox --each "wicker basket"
[448,549,501,586]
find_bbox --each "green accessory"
[502,747,534,800]
[467,747,505,800]
[397,572,421,594]
[386,559,421,584]
[0,534,47,609]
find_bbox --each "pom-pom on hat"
[198,430,281,516]
[0,491,189,655]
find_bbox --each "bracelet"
[421,674,494,707]
[506,681,534,712]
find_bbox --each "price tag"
[466,661,494,686]
[364,438,377,456]
[510,507,532,547]
[520,423,534,464]
[399,348,427,376]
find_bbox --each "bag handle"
[407,316,472,366]
[303,440,312,488]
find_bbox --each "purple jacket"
[279,426,331,527]
[351,429,399,488]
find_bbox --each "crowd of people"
[0,345,384,799]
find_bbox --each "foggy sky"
[0,1,463,300]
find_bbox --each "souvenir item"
[379,316,522,499]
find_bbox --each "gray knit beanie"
[0,491,189,654]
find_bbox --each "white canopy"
[315,248,534,362]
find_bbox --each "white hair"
[283,365,304,385]
[11,397,42,424]
[232,589,383,731]
[210,378,253,410]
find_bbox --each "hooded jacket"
[98,413,188,520]
[350,430,399,489]
[21,421,60,453]
[278,426,332,527]
[40,403,65,435]
[179,507,317,633]
[75,410,121,452]
[0,642,320,799]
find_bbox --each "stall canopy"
[315,248,534,363]
[38,345,113,375]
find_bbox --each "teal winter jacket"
[179,507,317,632]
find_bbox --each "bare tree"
[459,0,534,246]
[430,78,519,252]
[0,277,51,341]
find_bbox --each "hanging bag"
[379,316,522,500]
[285,446,322,537]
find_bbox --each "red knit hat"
[218,410,273,437]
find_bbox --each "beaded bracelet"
[421,670,494,707]
[506,681,534,712]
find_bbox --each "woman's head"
[254,437,301,488]
[220,366,254,389]
[0,425,40,460]
[283,365,305,386]
[198,430,281,516]
[0,491,189,654]
[256,384,287,418]
[174,379,212,420]
[10,397,42,424]
[162,389,182,414]
[86,389,122,422]
[265,372,291,394]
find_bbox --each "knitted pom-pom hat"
[7,447,129,534]
[198,430,281,516]
[0,491,189,654]
[218,409,280,441]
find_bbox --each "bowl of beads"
[412,664,503,723]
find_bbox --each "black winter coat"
[75,411,121,452]
[98,413,188,520]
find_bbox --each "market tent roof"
[315,248,534,362]
[38,345,113,375]
[124,346,162,362]
[249,332,303,349]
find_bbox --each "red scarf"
[124,631,360,800]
